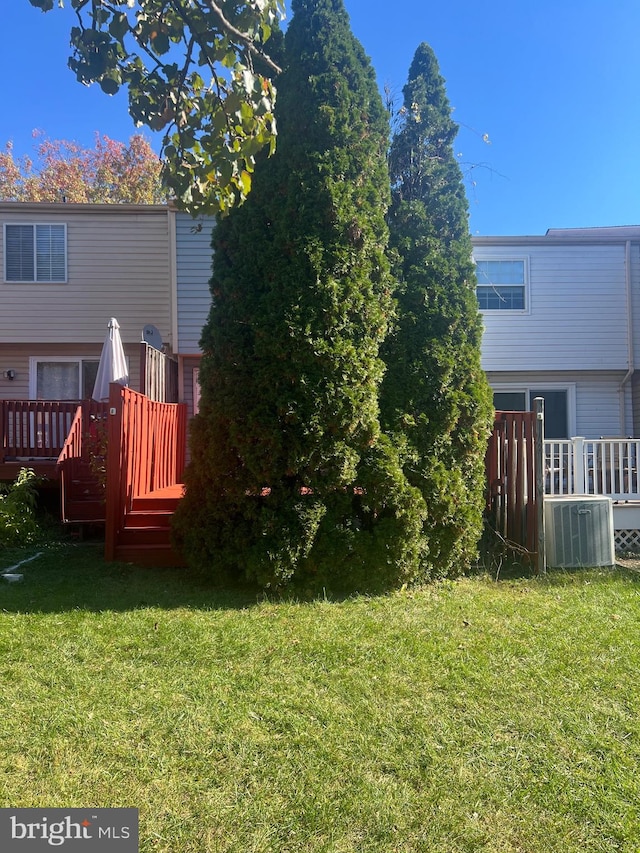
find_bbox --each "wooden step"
[124,510,173,529]
[131,495,183,513]
[62,499,106,524]
[114,543,186,568]
[118,526,173,547]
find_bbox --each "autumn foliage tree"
[0,133,164,204]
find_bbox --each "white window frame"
[29,356,115,400]
[475,257,529,314]
[492,383,576,438]
[4,222,67,283]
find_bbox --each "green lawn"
[0,542,639,852]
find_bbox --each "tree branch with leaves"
[29,0,285,215]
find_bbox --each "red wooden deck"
[0,399,107,483]
[2,395,187,567]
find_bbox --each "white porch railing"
[544,438,640,500]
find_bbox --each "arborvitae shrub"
[380,43,493,578]
[173,0,426,591]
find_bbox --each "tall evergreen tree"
[173,0,425,591]
[380,43,493,577]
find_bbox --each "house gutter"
[619,239,634,434]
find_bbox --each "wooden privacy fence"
[105,384,187,560]
[485,410,539,555]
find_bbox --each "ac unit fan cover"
[544,496,615,568]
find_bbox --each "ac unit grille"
[545,497,615,568]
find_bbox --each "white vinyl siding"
[5,223,66,282]
[475,243,628,372]
[175,212,214,353]
[630,242,640,371]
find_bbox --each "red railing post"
[105,384,124,562]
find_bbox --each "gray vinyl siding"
[475,243,628,372]
[175,213,214,354]
[0,203,172,349]
[631,242,640,370]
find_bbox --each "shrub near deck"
[0,468,40,548]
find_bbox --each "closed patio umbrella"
[91,317,129,401]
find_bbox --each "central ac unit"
[544,496,615,568]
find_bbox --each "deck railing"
[545,437,640,500]
[56,401,109,522]
[105,385,187,560]
[140,341,179,403]
[1,399,107,460]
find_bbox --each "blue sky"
[3,0,639,235]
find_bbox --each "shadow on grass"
[0,540,262,614]
[3,534,637,616]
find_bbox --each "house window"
[31,358,100,400]
[493,391,527,412]
[493,388,570,439]
[476,259,526,311]
[4,223,67,282]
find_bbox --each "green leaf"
[237,170,251,195]
[109,13,129,42]
[221,50,237,69]
[99,77,120,95]
[152,32,170,55]
[217,157,233,188]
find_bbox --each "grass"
[0,541,639,852]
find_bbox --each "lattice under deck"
[615,529,640,554]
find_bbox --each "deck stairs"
[59,459,106,525]
[112,485,186,567]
